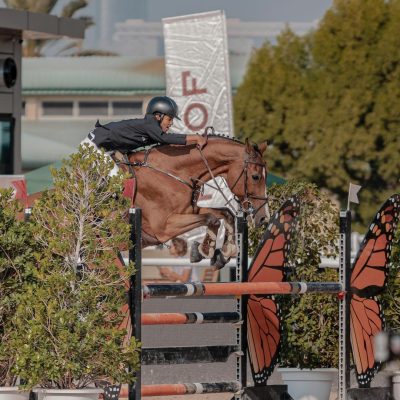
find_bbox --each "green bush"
[10,145,140,389]
[0,190,35,386]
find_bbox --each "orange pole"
[142,313,188,325]
[203,281,294,296]
[141,312,241,325]
[141,384,188,396]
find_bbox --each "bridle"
[196,147,268,217]
[227,156,268,217]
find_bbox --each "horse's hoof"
[190,241,204,263]
[211,249,230,270]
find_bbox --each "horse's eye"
[252,174,260,181]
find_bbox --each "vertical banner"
[163,10,233,136]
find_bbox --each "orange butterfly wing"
[247,197,300,385]
[350,194,400,387]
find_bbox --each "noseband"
[229,157,268,217]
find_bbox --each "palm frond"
[61,0,89,18]
[5,0,58,14]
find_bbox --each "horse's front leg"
[196,208,237,269]
[161,212,221,263]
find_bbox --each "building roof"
[0,7,85,39]
[22,55,250,95]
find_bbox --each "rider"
[87,96,207,153]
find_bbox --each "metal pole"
[235,212,248,398]
[24,207,32,221]
[129,208,142,400]
[338,210,351,400]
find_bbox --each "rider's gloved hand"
[186,134,207,150]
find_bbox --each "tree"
[234,0,400,226]
[10,146,140,389]
[4,0,116,57]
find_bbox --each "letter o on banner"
[183,103,208,131]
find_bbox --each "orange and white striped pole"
[119,382,241,397]
[141,311,240,325]
[142,281,343,298]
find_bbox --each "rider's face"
[159,115,174,133]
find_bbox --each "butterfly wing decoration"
[350,194,400,387]
[247,196,300,385]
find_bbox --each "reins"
[117,148,195,190]
[196,148,237,211]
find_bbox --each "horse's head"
[226,139,268,227]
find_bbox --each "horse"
[118,135,268,268]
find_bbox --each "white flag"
[348,183,362,205]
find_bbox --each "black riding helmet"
[146,96,181,120]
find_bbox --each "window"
[112,101,142,116]
[42,101,73,116]
[79,101,108,116]
[0,115,14,174]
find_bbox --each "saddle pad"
[123,177,137,206]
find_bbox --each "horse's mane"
[204,133,244,145]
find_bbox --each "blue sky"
[0,0,334,22]
[0,0,334,50]
[146,0,333,22]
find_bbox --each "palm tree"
[4,0,115,57]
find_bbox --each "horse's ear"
[258,141,268,155]
[245,138,252,153]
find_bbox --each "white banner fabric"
[163,10,233,136]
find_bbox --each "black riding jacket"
[92,114,186,152]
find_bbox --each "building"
[21,55,250,170]
[0,7,85,174]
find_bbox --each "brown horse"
[120,135,268,268]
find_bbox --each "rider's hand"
[195,135,207,150]
[186,135,207,150]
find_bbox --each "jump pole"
[235,212,248,399]
[338,210,351,400]
[141,311,241,325]
[119,382,241,397]
[142,281,343,298]
[128,208,142,400]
